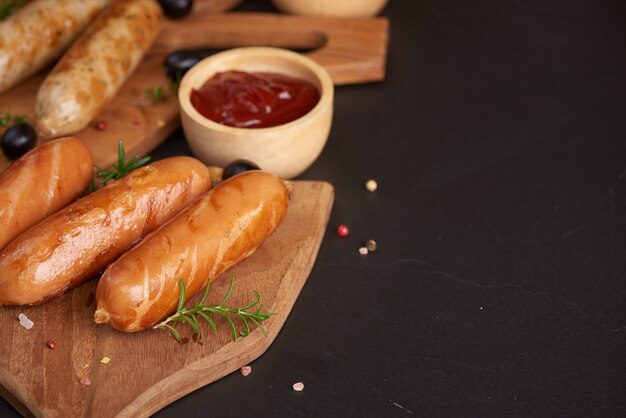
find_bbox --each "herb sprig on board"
[154,276,272,343]
[96,140,151,186]
[0,0,26,21]
[145,73,182,103]
[0,111,27,127]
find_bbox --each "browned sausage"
[0,0,110,94]
[0,157,211,305]
[94,171,289,332]
[0,137,92,251]
[35,0,162,139]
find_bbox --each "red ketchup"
[190,70,320,128]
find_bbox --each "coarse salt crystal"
[80,377,91,386]
[100,357,111,364]
[292,382,304,391]
[18,313,34,329]
[358,247,368,255]
[240,366,252,376]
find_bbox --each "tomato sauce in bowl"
[190,70,320,129]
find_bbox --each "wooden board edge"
[0,381,35,418]
[116,182,334,418]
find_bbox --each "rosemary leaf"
[177,278,187,311]
[197,311,217,333]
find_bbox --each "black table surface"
[2,0,625,417]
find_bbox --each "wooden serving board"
[0,11,389,171]
[0,181,334,418]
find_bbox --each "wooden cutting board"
[0,180,334,418]
[0,11,389,171]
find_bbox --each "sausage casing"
[35,0,162,139]
[0,0,110,94]
[0,157,211,305]
[94,171,289,332]
[0,137,93,251]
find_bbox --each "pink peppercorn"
[95,121,107,131]
[47,340,57,350]
[336,225,349,237]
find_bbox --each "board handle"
[156,12,389,85]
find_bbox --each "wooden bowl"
[178,47,334,179]
[270,0,388,17]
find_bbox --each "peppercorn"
[336,224,349,237]
[365,179,378,192]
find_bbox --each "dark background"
[2,0,626,416]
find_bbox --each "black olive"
[163,49,202,82]
[1,123,37,160]
[222,160,260,180]
[158,0,193,19]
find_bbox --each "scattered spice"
[132,120,141,126]
[100,357,111,364]
[47,340,57,350]
[18,313,34,329]
[366,239,377,252]
[79,376,91,386]
[365,179,378,192]
[157,119,165,128]
[95,121,107,131]
[336,225,349,238]
[358,247,368,255]
[292,382,304,392]
[240,366,252,376]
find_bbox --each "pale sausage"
[35,0,162,139]
[0,0,110,94]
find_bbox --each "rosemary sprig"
[169,71,182,93]
[0,111,27,127]
[0,0,26,21]
[146,85,167,103]
[145,74,181,104]
[154,275,272,343]
[96,139,151,186]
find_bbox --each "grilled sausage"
[0,137,92,251]
[94,171,289,332]
[35,0,162,139]
[0,157,211,305]
[0,0,110,94]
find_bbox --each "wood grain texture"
[0,12,388,171]
[0,181,334,418]
[194,0,243,13]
